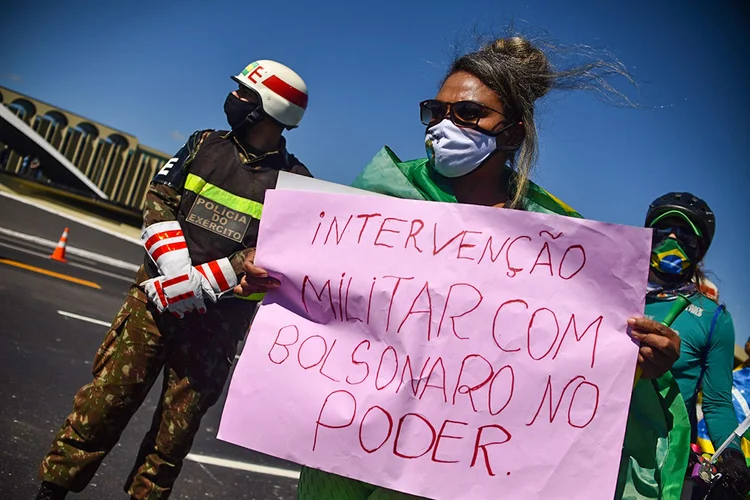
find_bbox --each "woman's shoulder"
[689,277,731,319]
[688,293,735,344]
[688,292,729,318]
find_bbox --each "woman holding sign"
[236,35,688,500]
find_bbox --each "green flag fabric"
[352,146,583,217]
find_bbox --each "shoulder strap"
[694,304,726,400]
[186,129,213,164]
[151,130,212,189]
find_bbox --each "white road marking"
[0,240,133,282]
[57,310,111,327]
[0,239,60,260]
[0,227,139,272]
[0,191,141,245]
[66,262,132,282]
[185,453,300,479]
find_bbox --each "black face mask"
[224,92,261,131]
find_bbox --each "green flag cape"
[348,147,691,500]
[352,146,583,216]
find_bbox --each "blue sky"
[2,0,749,342]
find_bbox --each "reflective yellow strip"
[184,173,264,219]
[234,292,266,301]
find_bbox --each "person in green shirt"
[293,34,688,500]
[643,192,750,496]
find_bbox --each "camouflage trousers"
[39,281,254,499]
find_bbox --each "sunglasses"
[420,99,511,135]
[652,225,700,248]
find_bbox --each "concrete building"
[0,86,170,211]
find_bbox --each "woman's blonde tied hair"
[447,33,637,208]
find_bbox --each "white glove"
[141,221,205,316]
[142,257,237,317]
[142,269,215,318]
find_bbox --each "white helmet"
[231,60,308,129]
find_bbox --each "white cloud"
[3,73,22,82]
[170,130,186,142]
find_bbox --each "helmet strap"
[230,108,265,136]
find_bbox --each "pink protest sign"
[219,190,651,500]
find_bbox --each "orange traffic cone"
[50,227,69,263]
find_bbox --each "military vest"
[145,130,310,276]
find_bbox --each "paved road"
[0,193,143,264]
[0,198,299,500]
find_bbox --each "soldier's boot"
[34,482,67,500]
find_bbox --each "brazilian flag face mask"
[650,237,692,278]
[648,209,703,283]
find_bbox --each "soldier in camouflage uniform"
[36,60,312,500]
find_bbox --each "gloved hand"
[141,221,206,317]
[718,448,750,495]
[142,257,238,317]
[142,269,214,317]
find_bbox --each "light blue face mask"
[425,120,497,178]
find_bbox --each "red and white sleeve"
[141,221,191,277]
[195,257,238,294]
